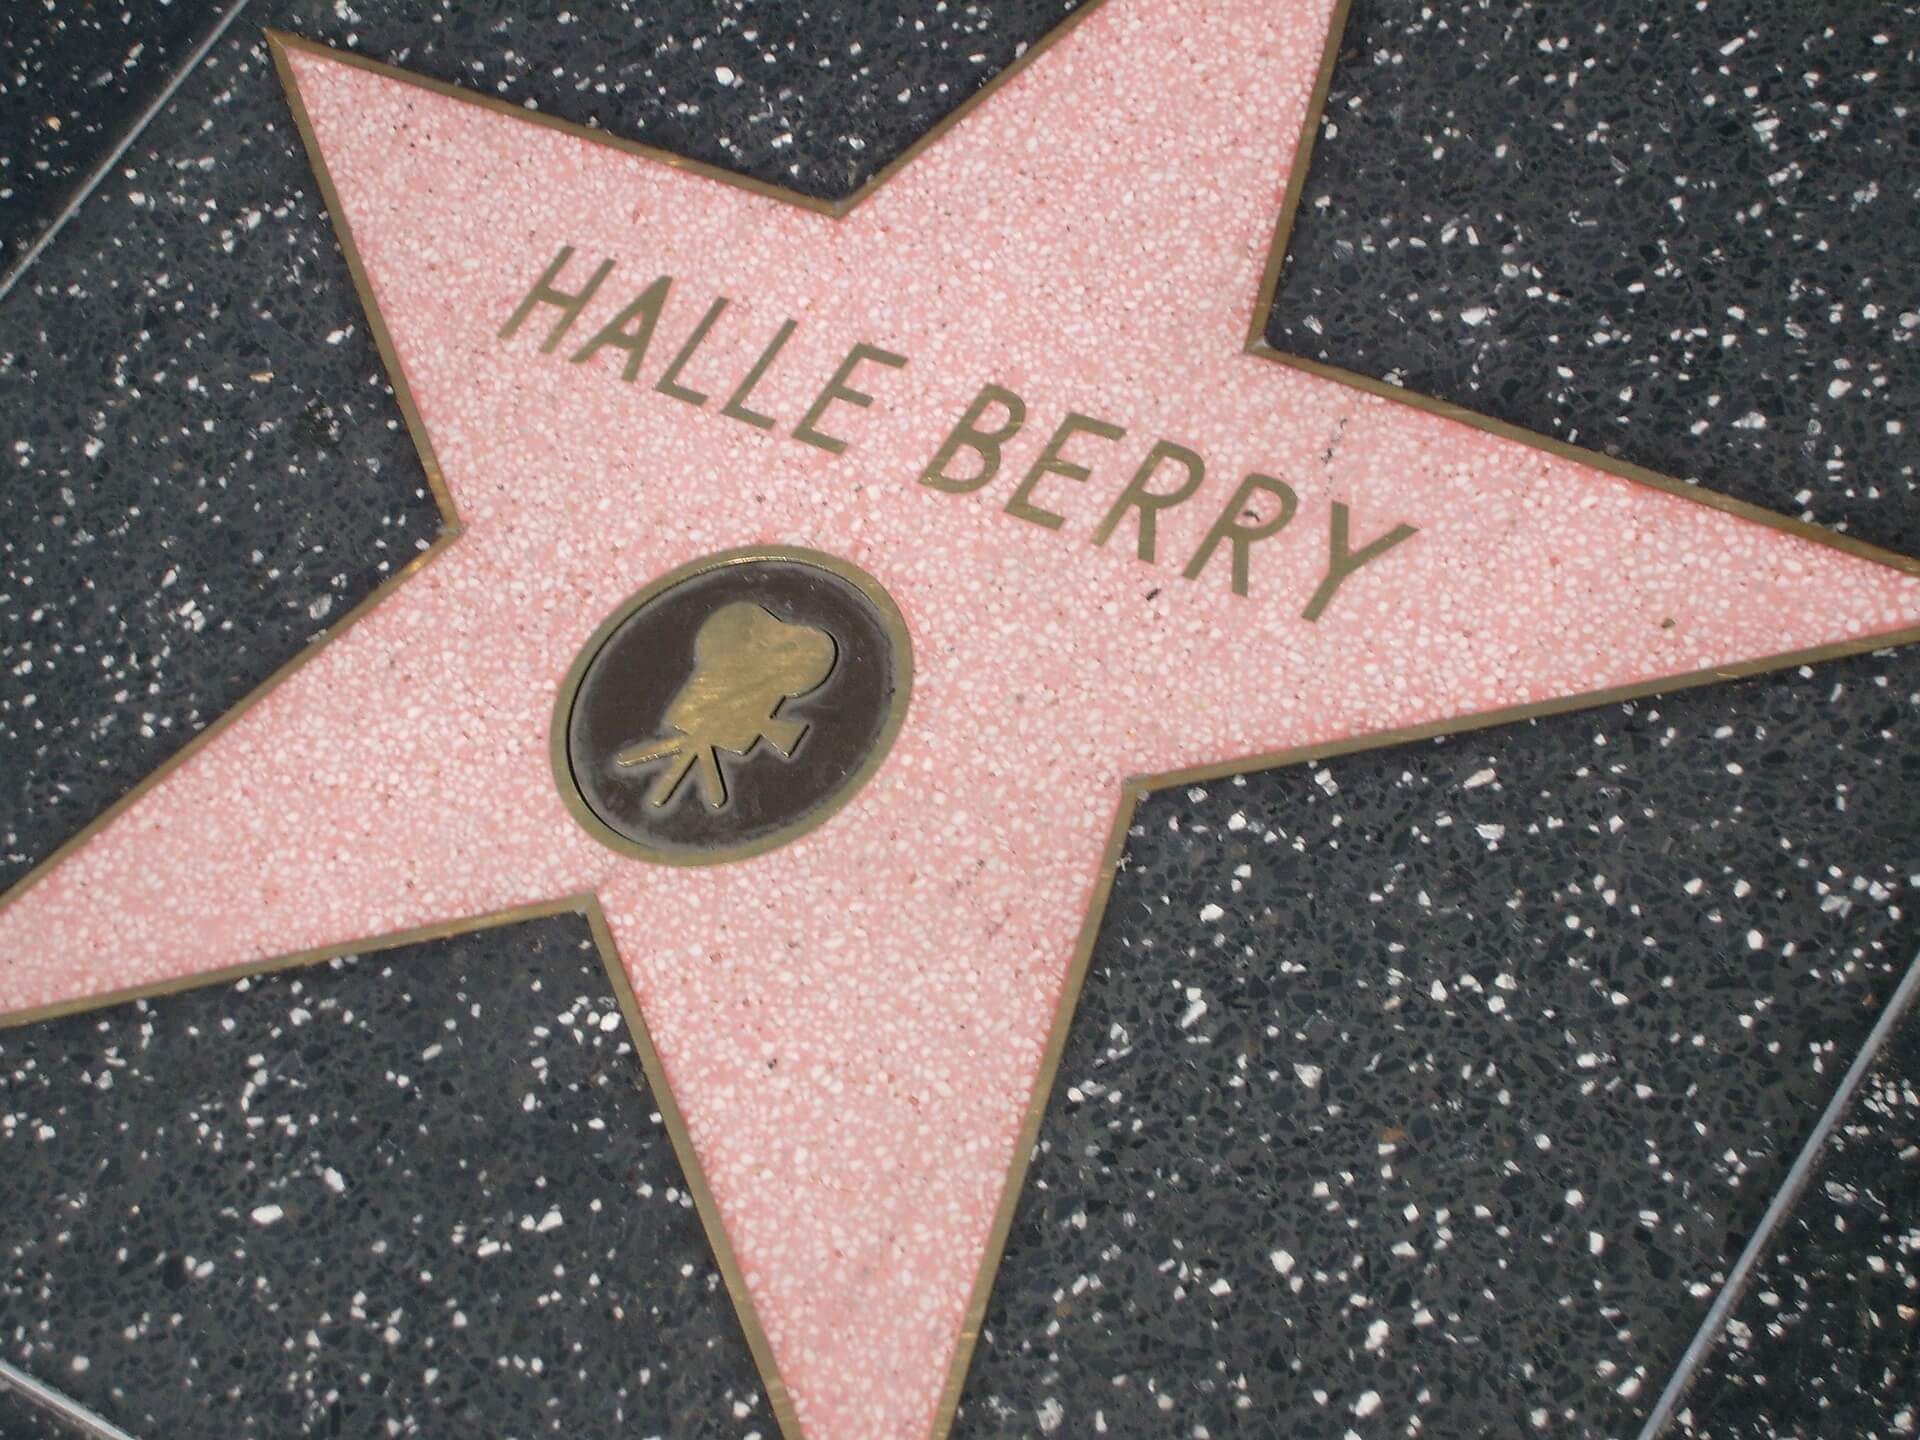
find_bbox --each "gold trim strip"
[0,892,806,1440]
[0,1354,143,1440]
[0,538,457,920]
[835,0,1113,212]
[0,892,575,1031]
[1240,0,1920,583]
[0,35,474,925]
[1143,626,1920,793]
[268,33,461,524]
[928,627,1920,1440]
[1244,0,1356,354]
[7,11,1920,1440]
[262,3,1116,223]
[264,29,841,218]
[928,780,1147,1433]
[582,896,800,1435]
[1246,346,1920,578]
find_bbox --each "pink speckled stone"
[4,2,1918,1435]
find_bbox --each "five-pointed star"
[5,1,1918,1436]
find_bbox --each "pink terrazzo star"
[4,2,1919,1436]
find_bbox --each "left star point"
[0,529,607,1017]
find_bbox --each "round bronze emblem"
[552,546,912,865]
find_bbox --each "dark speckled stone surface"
[0,1386,67,1439]
[1265,0,1920,558]
[957,649,1918,1437]
[1677,988,1920,1438]
[0,0,232,275]
[0,911,767,1438]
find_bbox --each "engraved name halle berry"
[501,244,1418,617]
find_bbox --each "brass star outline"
[4,4,1918,1438]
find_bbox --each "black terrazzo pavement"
[3,1,1918,1436]
[0,0,232,275]
[1676,985,1920,1439]
[0,910,768,1439]
[957,648,1918,1438]
[0,0,1080,898]
[1265,0,1920,559]
[0,1386,68,1439]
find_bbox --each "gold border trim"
[0,894,801,1439]
[928,624,1920,1433]
[549,545,915,868]
[0,35,471,924]
[1240,0,1920,580]
[2,9,1918,1440]
[582,894,797,1431]
[266,36,460,524]
[260,5,1115,222]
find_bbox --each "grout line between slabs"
[0,0,255,308]
[1634,943,1920,1440]
[0,1356,142,1440]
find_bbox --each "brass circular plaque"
[552,546,912,865]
